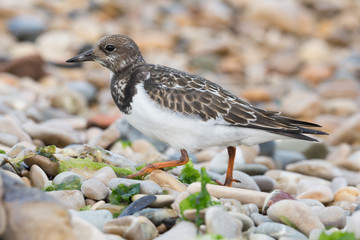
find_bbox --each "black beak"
[66,49,94,63]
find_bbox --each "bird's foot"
[126,149,190,179]
[223,178,241,187]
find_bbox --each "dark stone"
[119,195,156,217]
[259,141,275,157]
[0,54,47,80]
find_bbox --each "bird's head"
[66,34,145,73]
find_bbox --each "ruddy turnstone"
[67,34,327,186]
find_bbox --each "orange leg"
[127,149,189,178]
[223,146,236,187]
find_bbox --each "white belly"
[124,83,287,151]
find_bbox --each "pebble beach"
[1,0,360,239]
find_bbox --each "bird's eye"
[105,45,115,52]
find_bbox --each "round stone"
[267,200,324,236]
[205,206,242,238]
[81,179,109,201]
[93,166,117,185]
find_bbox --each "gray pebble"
[205,206,242,238]
[7,16,46,41]
[237,163,268,176]
[219,171,260,191]
[250,212,273,226]
[255,222,307,239]
[229,212,255,231]
[252,175,275,192]
[273,150,305,169]
[317,206,346,229]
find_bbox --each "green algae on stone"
[109,183,140,204]
[180,167,219,227]
[319,231,355,240]
[58,157,135,177]
[178,159,200,184]
[44,176,82,191]
[36,145,58,162]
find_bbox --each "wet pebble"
[103,215,158,240]
[108,178,162,195]
[81,178,109,200]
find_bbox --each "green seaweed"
[279,215,296,229]
[118,140,132,148]
[36,145,57,162]
[58,157,135,176]
[44,176,82,191]
[80,205,92,211]
[178,159,200,184]
[109,183,141,204]
[0,149,6,154]
[180,167,219,227]
[319,231,356,240]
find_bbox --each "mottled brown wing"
[143,65,326,139]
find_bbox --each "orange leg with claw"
[223,146,236,187]
[127,149,189,178]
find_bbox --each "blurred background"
[0,0,360,147]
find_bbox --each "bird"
[66,34,327,186]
